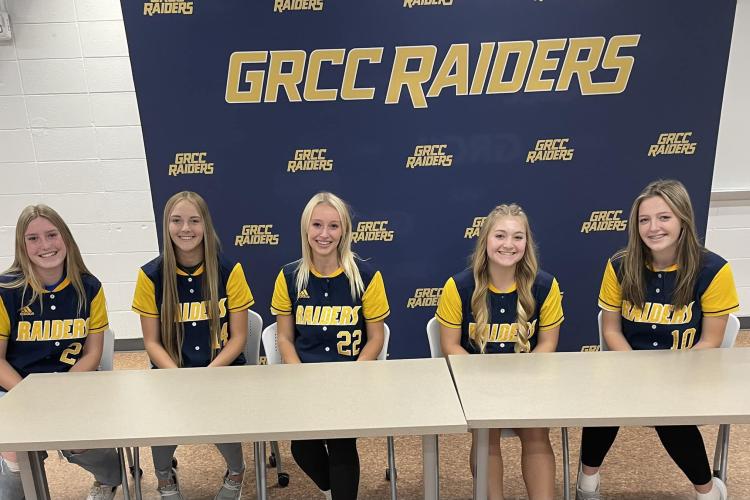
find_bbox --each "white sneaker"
[158,468,184,499]
[575,482,601,500]
[575,464,600,500]
[712,477,727,500]
[86,481,117,500]
[214,471,243,500]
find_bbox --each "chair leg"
[133,448,142,500]
[255,442,268,500]
[270,441,289,487]
[561,428,570,500]
[270,441,282,471]
[387,436,398,500]
[117,448,131,500]
[713,424,730,483]
[713,425,724,478]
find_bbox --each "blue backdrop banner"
[122,0,737,357]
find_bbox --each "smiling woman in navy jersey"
[576,180,738,500]
[271,191,390,500]
[437,203,563,500]
[0,205,121,500]
[132,191,254,500]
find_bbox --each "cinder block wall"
[0,0,747,341]
[0,0,156,340]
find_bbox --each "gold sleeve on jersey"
[598,259,622,312]
[270,270,292,316]
[539,278,564,331]
[227,263,255,312]
[362,271,390,322]
[436,277,462,329]
[702,263,740,317]
[88,287,109,334]
[132,269,159,318]
[0,297,10,340]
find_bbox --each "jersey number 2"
[59,342,83,365]
[337,330,362,356]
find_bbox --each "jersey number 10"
[671,328,697,350]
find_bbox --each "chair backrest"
[598,311,741,351]
[426,317,443,358]
[376,323,390,360]
[99,328,115,371]
[261,323,282,365]
[261,322,390,364]
[244,310,264,365]
[721,314,740,348]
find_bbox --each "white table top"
[448,348,750,429]
[0,358,467,452]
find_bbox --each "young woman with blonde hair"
[0,205,121,500]
[132,191,254,500]
[436,203,564,500]
[271,191,390,500]
[576,179,737,500]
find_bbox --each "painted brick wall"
[706,200,750,319]
[0,0,747,343]
[0,0,157,339]
[707,0,750,320]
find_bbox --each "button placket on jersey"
[47,292,59,361]
[322,279,331,348]
[656,271,667,297]
[183,275,199,353]
[499,294,512,351]
[647,272,663,342]
[43,299,55,356]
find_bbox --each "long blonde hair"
[1,205,90,314]
[617,179,703,310]
[470,204,538,354]
[160,191,222,367]
[295,192,364,301]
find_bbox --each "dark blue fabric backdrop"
[122,0,736,358]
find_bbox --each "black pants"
[580,425,712,486]
[291,438,359,500]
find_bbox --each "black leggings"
[580,425,712,486]
[291,438,359,500]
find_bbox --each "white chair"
[713,314,740,482]
[245,312,289,489]
[99,328,115,371]
[99,329,135,500]
[426,317,571,500]
[261,322,281,364]
[379,325,399,500]
[596,311,740,483]
[261,322,398,500]
[245,309,264,366]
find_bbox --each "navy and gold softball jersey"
[0,273,108,389]
[270,260,390,363]
[598,250,739,351]
[436,268,564,354]
[132,255,254,367]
